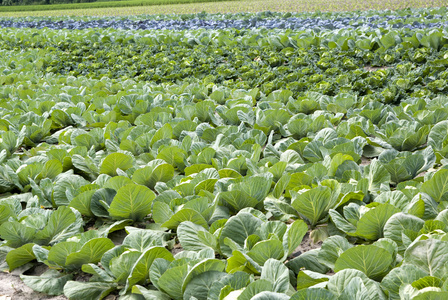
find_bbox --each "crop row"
[3,7,447,21]
[1,0,446,17]
[0,17,446,31]
[1,13,448,300]
[1,9,448,30]
[2,27,447,96]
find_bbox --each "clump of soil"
[171,243,184,256]
[360,156,371,166]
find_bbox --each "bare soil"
[360,156,371,166]
[0,272,67,300]
[171,243,184,256]
[363,66,390,72]
[290,232,322,258]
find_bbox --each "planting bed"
[1,6,448,300]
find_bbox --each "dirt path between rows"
[0,272,67,300]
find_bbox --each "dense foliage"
[1,8,448,29]
[1,7,448,300]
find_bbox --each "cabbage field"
[1,6,448,300]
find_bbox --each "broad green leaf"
[355,203,400,240]
[412,291,448,300]
[185,164,214,176]
[327,269,385,299]
[18,164,42,187]
[250,291,290,300]
[183,270,227,300]
[150,123,173,146]
[0,221,36,248]
[37,159,63,180]
[290,288,334,300]
[178,221,216,252]
[108,184,155,221]
[103,176,133,191]
[122,228,168,252]
[247,239,285,266]
[46,241,80,268]
[0,131,20,155]
[82,264,115,282]
[296,270,330,290]
[367,160,391,193]
[412,276,442,289]
[338,276,371,300]
[334,245,394,281]
[420,30,443,50]
[109,250,141,284]
[226,248,263,274]
[287,249,329,274]
[428,120,448,154]
[91,188,117,218]
[292,186,332,226]
[152,201,174,224]
[52,109,73,127]
[195,178,218,194]
[63,281,116,300]
[65,238,115,268]
[373,238,398,259]
[207,272,251,300]
[182,259,226,292]
[53,174,90,206]
[156,146,187,171]
[381,264,427,300]
[149,258,172,291]
[6,243,36,270]
[219,212,264,257]
[421,169,448,202]
[229,175,272,203]
[125,246,174,293]
[384,213,425,253]
[404,239,448,278]
[132,285,171,300]
[381,32,398,49]
[0,202,15,225]
[100,152,133,176]
[132,164,174,189]
[273,173,291,198]
[237,279,273,300]
[162,208,208,230]
[158,264,189,299]
[21,269,72,296]
[218,168,242,179]
[69,189,96,217]
[35,206,82,245]
[219,191,259,212]
[32,244,49,263]
[317,235,353,269]
[329,208,357,235]
[283,219,308,256]
[260,259,290,293]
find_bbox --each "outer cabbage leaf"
[334,245,394,281]
[108,184,155,221]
